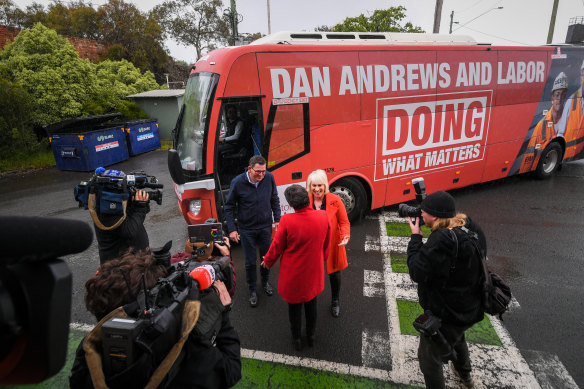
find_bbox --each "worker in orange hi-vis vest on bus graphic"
[563,59,584,160]
[519,71,569,173]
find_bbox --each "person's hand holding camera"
[214,237,231,256]
[133,189,149,203]
[409,216,421,235]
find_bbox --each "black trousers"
[288,296,317,340]
[418,322,472,389]
[329,271,341,300]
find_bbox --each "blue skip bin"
[45,114,130,171]
[123,119,161,156]
[49,127,129,171]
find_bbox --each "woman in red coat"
[261,185,331,351]
[307,169,351,318]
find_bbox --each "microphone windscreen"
[189,265,215,290]
[0,216,93,263]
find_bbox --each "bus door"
[214,97,264,222]
[264,99,311,214]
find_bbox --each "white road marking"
[522,350,580,389]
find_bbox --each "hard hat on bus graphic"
[552,72,568,92]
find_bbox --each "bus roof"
[249,31,477,46]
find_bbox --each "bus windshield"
[176,72,218,174]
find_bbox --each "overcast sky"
[15,0,584,63]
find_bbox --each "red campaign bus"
[167,31,584,225]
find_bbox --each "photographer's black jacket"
[95,202,150,263]
[407,218,486,327]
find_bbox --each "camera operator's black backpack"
[453,226,512,320]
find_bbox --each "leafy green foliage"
[0,23,159,127]
[0,76,37,159]
[0,23,97,126]
[331,6,424,33]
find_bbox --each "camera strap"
[88,192,128,231]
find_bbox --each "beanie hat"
[420,191,456,218]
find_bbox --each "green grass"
[234,358,421,388]
[0,149,56,173]
[386,222,431,238]
[390,252,409,273]
[396,299,502,347]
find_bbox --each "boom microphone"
[0,216,93,263]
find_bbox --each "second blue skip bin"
[124,119,161,156]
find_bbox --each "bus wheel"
[330,177,367,223]
[535,142,562,179]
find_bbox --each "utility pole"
[230,0,238,41]
[267,0,271,35]
[547,0,560,44]
[433,0,443,33]
[449,10,454,34]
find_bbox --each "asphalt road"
[1,150,583,387]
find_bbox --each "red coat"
[263,206,331,304]
[310,192,351,274]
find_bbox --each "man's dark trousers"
[239,226,272,292]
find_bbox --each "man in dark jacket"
[407,191,485,389]
[94,189,150,264]
[224,155,281,307]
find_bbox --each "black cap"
[420,191,456,218]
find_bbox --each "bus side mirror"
[168,149,186,185]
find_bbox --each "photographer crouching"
[406,190,486,388]
[69,247,242,389]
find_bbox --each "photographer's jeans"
[239,226,272,293]
[418,322,472,389]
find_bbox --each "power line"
[452,6,503,33]
[456,24,530,45]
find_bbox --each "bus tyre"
[329,177,367,223]
[535,142,562,179]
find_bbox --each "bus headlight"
[189,199,202,215]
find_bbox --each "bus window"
[175,72,218,176]
[264,103,309,169]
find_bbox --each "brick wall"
[0,25,108,62]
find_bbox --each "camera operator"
[69,249,242,389]
[406,191,486,389]
[175,236,237,297]
[94,189,150,264]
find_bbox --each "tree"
[0,23,159,126]
[90,59,160,113]
[96,0,169,76]
[154,0,229,61]
[0,0,26,28]
[0,70,37,159]
[332,6,424,33]
[0,23,96,126]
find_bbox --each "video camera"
[74,167,163,213]
[413,310,457,363]
[0,216,93,385]
[398,177,426,225]
[100,221,232,385]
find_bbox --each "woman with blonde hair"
[306,169,350,317]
